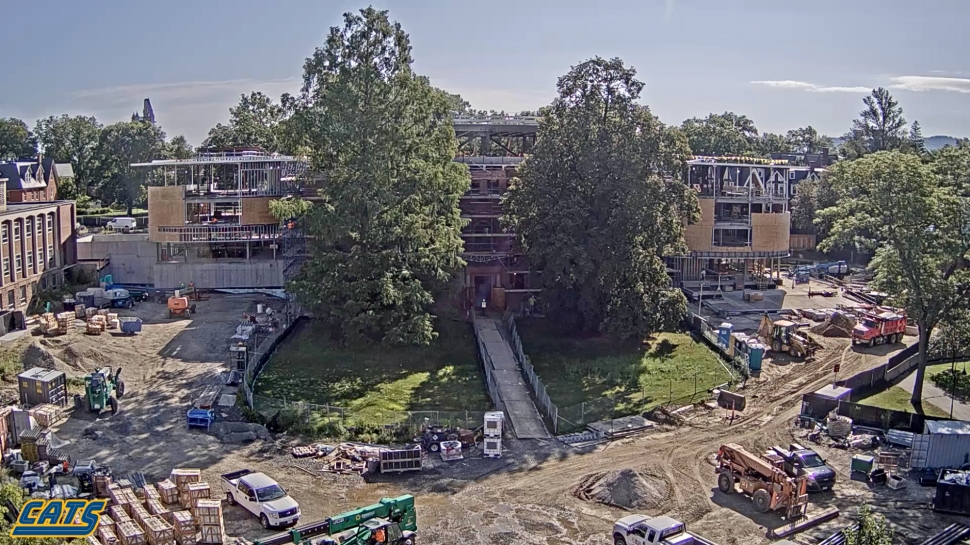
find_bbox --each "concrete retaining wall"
[77,234,157,284]
[153,260,284,289]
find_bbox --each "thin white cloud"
[890,76,970,94]
[750,80,869,93]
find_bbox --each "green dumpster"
[851,454,875,474]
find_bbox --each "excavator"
[757,315,819,359]
[251,495,416,545]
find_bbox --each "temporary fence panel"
[506,316,559,434]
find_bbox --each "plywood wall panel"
[148,186,185,242]
[751,212,790,252]
[241,197,276,225]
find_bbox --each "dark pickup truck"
[769,443,837,492]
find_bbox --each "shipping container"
[18,367,68,407]
[911,420,970,469]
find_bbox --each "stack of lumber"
[86,317,104,335]
[157,479,179,505]
[170,511,196,545]
[39,312,59,335]
[19,427,49,463]
[108,312,120,330]
[28,404,62,428]
[75,304,86,318]
[86,307,98,319]
[56,311,74,332]
[98,515,119,545]
[115,520,146,545]
[192,500,224,545]
[179,482,210,510]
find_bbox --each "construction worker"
[373,528,386,544]
[528,295,536,316]
[480,298,487,317]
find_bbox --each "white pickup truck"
[613,515,719,545]
[221,469,300,529]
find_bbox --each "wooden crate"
[28,404,62,428]
[179,482,210,509]
[190,500,222,527]
[109,505,131,522]
[157,480,179,504]
[98,525,119,545]
[144,484,161,502]
[147,499,170,519]
[170,511,197,545]
[116,520,146,545]
[169,469,201,492]
[131,505,152,530]
[198,525,223,545]
[96,475,114,497]
[88,536,104,545]
[144,516,175,545]
[100,514,116,532]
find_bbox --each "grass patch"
[254,318,490,425]
[516,319,733,427]
[856,385,951,418]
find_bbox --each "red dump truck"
[851,309,907,348]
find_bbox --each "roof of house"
[41,157,56,184]
[55,163,75,178]
[0,162,47,190]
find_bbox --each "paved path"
[897,369,970,421]
[474,319,551,439]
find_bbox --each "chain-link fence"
[505,316,559,433]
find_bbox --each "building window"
[48,245,54,267]
[15,254,21,275]
[37,250,43,270]
[26,253,33,271]
[13,222,19,241]
[47,215,53,232]
[2,257,7,278]
[1,224,7,244]
[7,290,13,308]
[19,286,26,304]
[25,219,32,238]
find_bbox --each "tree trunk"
[911,324,931,406]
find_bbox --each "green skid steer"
[76,367,125,415]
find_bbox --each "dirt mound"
[574,469,670,510]
[810,311,856,337]
[23,344,59,371]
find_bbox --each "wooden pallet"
[195,386,219,409]
[292,446,316,458]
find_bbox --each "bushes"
[931,368,970,401]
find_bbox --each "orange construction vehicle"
[716,443,809,520]
[168,295,197,319]
[851,308,907,348]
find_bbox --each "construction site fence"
[241,298,305,408]
[505,316,559,434]
[687,312,746,380]
[800,392,951,433]
[250,395,486,430]
[835,341,920,392]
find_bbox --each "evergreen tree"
[288,7,470,345]
[504,57,698,338]
[908,120,927,156]
[841,88,908,158]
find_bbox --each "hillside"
[828,135,964,151]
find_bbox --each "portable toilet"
[731,333,749,358]
[746,340,765,371]
[717,323,733,349]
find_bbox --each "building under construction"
[453,117,541,312]
[668,156,825,290]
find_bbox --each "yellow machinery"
[167,295,197,319]
[757,315,818,359]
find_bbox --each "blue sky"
[2,0,968,146]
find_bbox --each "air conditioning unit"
[484,411,504,438]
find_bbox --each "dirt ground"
[16,295,964,545]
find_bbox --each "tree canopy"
[0,118,37,160]
[680,112,759,156]
[95,121,167,215]
[818,151,970,406]
[286,7,470,346]
[34,114,103,199]
[841,88,909,158]
[503,57,698,338]
[202,91,289,153]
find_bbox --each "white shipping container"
[911,420,970,469]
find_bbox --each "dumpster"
[119,317,142,335]
[851,455,875,475]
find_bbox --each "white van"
[105,217,137,232]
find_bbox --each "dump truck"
[716,443,809,520]
[251,495,416,545]
[757,315,819,359]
[222,469,300,529]
[769,443,837,492]
[851,309,907,348]
[613,515,719,545]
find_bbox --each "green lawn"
[254,319,491,424]
[855,385,951,418]
[516,319,733,428]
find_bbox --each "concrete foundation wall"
[77,234,157,284]
[153,260,284,289]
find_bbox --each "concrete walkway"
[897,369,970,421]
[474,318,551,439]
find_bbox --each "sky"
[2,0,969,147]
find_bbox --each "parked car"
[105,217,137,232]
[221,469,300,529]
[770,443,837,492]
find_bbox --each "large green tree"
[841,88,908,158]
[786,126,834,155]
[202,91,288,153]
[34,114,103,199]
[818,151,970,406]
[680,112,758,156]
[165,134,194,160]
[504,57,698,338]
[95,121,167,215]
[0,117,37,160]
[288,7,470,345]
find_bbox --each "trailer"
[119,317,142,335]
